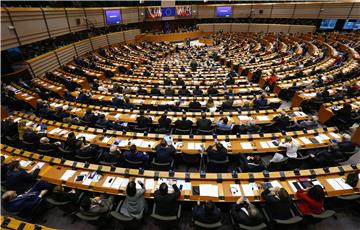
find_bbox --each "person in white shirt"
[279,136,298,158]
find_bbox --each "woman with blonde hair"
[279,136,298,158]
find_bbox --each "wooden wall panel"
[1,8,20,50]
[293,3,322,19]
[91,35,108,50]
[9,8,49,45]
[233,4,252,18]
[27,52,59,77]
[271,3,294,19]
[65,8,87,33]
[214,23,231,32]
[74,39,92,56]
[231,23,249,32]
[84,8,105,28]
[107,31,125,46]
[198,5,215,19]
[198,24,214,33]
[249,24,269,33]
[55,44,76,66]
[319,3,353,19]
[289,25,315,33]
[348,3,360,19]
[251,4,272,18]
[122,7,139,24]
[268,24,290,33]
[43,8,70,38]
[123,29,141,42]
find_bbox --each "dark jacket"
[124,151,149,162]
[197,118,212,130]
[189,101,202,110]
[154,144,176,163]
[6,168,40,193]
[175,119,193,130]
[261,188,292,220]
[154,184,180,216]
[136,116,152,128]
[207,146,227,161]
[230,203,264,226]
[193,205,221,224]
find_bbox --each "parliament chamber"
[1,1,359,230]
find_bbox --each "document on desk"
[230,184,242,196]
[267,141,278,148]
[140,140,156,148]
[58,130,69,136]
[299,137,312,145]
[334,178,353,190]
[145,179,155,190]
[129,114,137,119]
[102,136,112,144]
[287,180,298,192]
[238,116,252,121]
[29,162,45,172]
[294,111,307,117]
[129,139,144,147]
[257,116,270,121]
[327,178,343,190]
[135,178,145,189]
[241,142,253,150]
[188,142,203,150]
[173,142,183,149]
[199,184,219,197]
[176,180,191,191]
[241,183,258,196]
[111,178,129,189]
[270,180,283,188]
[314,135,324,143]
[60,170,76,181]
[221,141,231,149]
[328,132,340,139]
[260,141,269,148]
[19,160,32,168]
[318,133,330,140]
[103,176,115,188]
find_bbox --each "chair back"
[175,128,191,135]
[151,158,173,171]
[125,158,143,169]
[197,129,213,135]
[182,152,201,166]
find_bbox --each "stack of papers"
[188,142,204,150]
[238,116,253,121]
[145,179,155,190]
[257,116,270,121]
[241,142,253,149]
[199,184,219,197]
[327,178,353,190]
[60,170,76,181]
[329,132,340,139]
[111,178,129,189]
[299,137,312,145]
[19,160,32,168]
[241,183,258,196]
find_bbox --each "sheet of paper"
[188,142,203,150]
[314,136,323,143]
[58,130,68,136]
[221,141,231,149]
[260,141,269,148]
[19,160,32,168]
[299,137,312,145]
[241,142,253,149]
[267,141,277,148]
[327,178,342,190]
[230,184,242,196]
[135,178,145,189]
[241,184,256,196]
[145,179,155,190]
[199,184,219,197]
[102,136,112,144]
[129,139,144,147]
[29,162,45,172]
[60,170,76,181]
[288,180,298,192]
[103,176,115,188]
[238,115,252,121]
[270,180,283,188]
[257,115,270,121]
[140,141,156,148]
[335,178,353,190]
[319,133,330,140]
[329,132,340,139]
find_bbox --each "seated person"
[51,185,80,204]
[95,113,116,129]
[310,145,344,167]
[189,97,202,110]
[6,160,41,193]
[230,197,264,226]
[100,145,123,165]
[178,85,191,96]
[151,84,162,96]
[1,156,8,181]
[124,144,149,163]
[137,86,147,95]
[296,185,325,215]
[38,137,60,153]
[239,155,265,172]
[175,114,193,131]
[293,117,318,129]
[207,85,219,95]
[193,200,221,224]
[221,95,234,110]
[54,107,67,121]
[261,187,293,220]
[23,127,40,144]
[79,195,114,217]
[154,140,176,163]
[253,94,268,108]
[206,98,217,112]
[120,179,147,220]
[2,181,51,214]
[279,136,298,159]
[2,117,18,138]
[238,120,261,134]
[158,113,172,131]
[272,111,291,130]
[240,101,252,111]
[207,142,227,161]
[176,78,185,86]
[63,132,80,151]
[196,112,212,130]
[164,86,175,96]
[82,109,97,123]
[215,117,233,131]
[163,77,172,86]
[154,181,180,216]
[75,137,98,159]
[136,110,153,128]
[337,134,356,152]
[193,85,203,96]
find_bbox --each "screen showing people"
[105,10,121,25]
[320,19,337,30]
[216,6,232,17]
[177,6,192,17]
[146,7,162,19]
[343,19,360,30]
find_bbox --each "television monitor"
[176,6,192,17]
[146,7,162,19]
[343,19,360,30]
[216,6,232,17]
[105,10,121,25]
[162,7,176,17]
[320,19,337,30]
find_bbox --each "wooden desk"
[1,216,54,230]
[135,31,205,43]
[318,97,360,124]
[1,145,359,203]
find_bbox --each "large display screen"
[216,6,232,17]
[162,7,176,17]
[176,6,192,17]
[146,7,162,19]
[320,19,337,30]
[343,19,360,30]
[105,10,121,25]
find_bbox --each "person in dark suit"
[136,110,153,128]
[23,127,40,144]
[253,94,268,108]
[154,140,176,163]
[158,113,172,131]
[38,137,59,153]
[1,117,18,138]
[207,85,219,95]
[83,109,97,123]
[221,95,234,111]
[178,85,191,96]
[189,97,202,110]
[192,200,221,224]
[272,111,291,130]
[261,187,293,220]
[337,134,356,152]
[111,94,124,108]
[193,85,203,96]
[1,156,8,182]
[238,155,265,172]
[163,77,172,86]
[190,60,198,72]
[100,145,123,165]
[165,86,175,96]
[196,112,212,130]
[6,160,41,193]
[175,114,193,131]
[154,181,180,216]
[54,107,67,121]
[79,195,114,217]
[137,86,147,95]
[124,144,149,163]
[64,90,76,101]
[230,197,264,226]
[95,114,116,129]
[151,84,162,96]
[75,137,98,159]
[176,77,185,86]
[51,185,80,208]
[63,132,80,151]
[207,142,227,161]
[333,103,352,122]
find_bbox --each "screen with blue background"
[343,19,360,30]
[216,6,232,17]
[162,7,176,17]
[320,19,337,30]
[105,10,121,25]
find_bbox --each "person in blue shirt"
[215,117,233,131]
[6,160,40,194]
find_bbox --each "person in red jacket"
[296,185,325,215]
